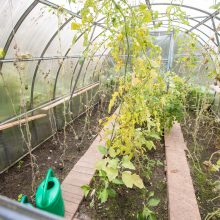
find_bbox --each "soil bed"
[181,111,220,219]
[77,141,168,220]
[0,101,112,202]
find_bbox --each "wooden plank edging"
[0,114,47,131]
[41,82,100,111]
[165,122,201,220]
[61,108,119,220]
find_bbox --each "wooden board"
[0,114,47,131]
[165,123,201,220]
[41,82,100,111]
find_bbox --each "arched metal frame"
[152,13,220,37]
[148,24,218,73]
[1,0,220,123]
[0,0,38,71]
[156,20,218,47]
[150,3,220,46]
[53,28,107,100]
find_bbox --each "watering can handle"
[42,168,54,206]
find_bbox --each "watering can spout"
[36,168,64,217]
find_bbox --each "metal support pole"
[167,31,174,71]
[211,17,220,47]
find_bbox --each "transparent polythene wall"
[0,0,109,172]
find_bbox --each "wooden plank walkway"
[61,108,119,220]
[165,122,201,220]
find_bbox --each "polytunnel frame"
[0,0,109,126]
[0,0,220,125]
[150,2,220,47]
[153,13,220,37]
[150,24,218,76]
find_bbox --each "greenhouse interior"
[0,0,220,219]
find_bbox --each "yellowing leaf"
[0,48,5,58]
[122,171,133,188]
[122,171,144,189]
[105,167,118,181]
[95,158,107,170]
[71,22,81,30]
[132,174,144,189]
[109,148,117,158]
[122,156,135,170]
[108,158,119,169]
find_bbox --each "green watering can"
[20,195,34,207]
[36,168,64,217]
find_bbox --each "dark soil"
[181,111,220,219]
[76,141,168,220]
[0,101,112,203]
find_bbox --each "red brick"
[64,200,79,214]
[62,191,82,204]
[63,173,92,187]
[62,183,84,196]
[73,165,95,175]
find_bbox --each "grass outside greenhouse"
[0,0,220,220]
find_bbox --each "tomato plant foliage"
[67,0,218,217]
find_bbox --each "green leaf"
[148,198,160,207]
[112,178,124,185]
[148,133,160,140]
[99,188,108,203]
[122,156,136,170]
[105,167,118,181]
[107,188,116,198]
[79,57,85,65]
[132,173,144,189]
[81,184,91,197]
[122,171,133,188]
[145,141,155,150]
[97,145,107,155]
[148,191,154,198]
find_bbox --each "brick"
[62,191,82,204]
[64,200,79,214]
[63,173,92,187]
[76,160,95,169]
[73,165,95,175]
[62,183,84,196]
[65,211,74,220]
[68,170,92,178]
